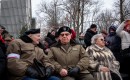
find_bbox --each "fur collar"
[20,35,33,43]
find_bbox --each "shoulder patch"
[72,48,78,50]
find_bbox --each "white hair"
[91,34,103,44]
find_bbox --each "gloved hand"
[26,66,39,79]
[68,67,80,77]
[46,66,53,78]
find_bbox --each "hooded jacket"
[106,26,121,53]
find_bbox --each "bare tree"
[61,0,101,37]
[114,0,130,22]
[36,0,64,30]
[94,9,118,32]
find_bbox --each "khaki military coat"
[48,43,90,74]
[7,39,52,80]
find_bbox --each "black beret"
[25,28,40,35]
[57,26,71,35]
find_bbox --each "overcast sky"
[31,0,114,17]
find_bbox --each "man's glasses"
[5,40,12,42]
[60,33,70,37]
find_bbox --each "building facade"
[0,0,32,38]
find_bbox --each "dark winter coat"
[106,26,121,60]
[84,29,97,48]
[48,40,90,74]
[0,47,7,80]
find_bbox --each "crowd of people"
[0,20,130,80]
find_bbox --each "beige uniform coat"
[48,44,90,74]
[7,39,52,80]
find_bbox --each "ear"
[28,34,32,38]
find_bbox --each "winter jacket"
[48,40,90,74]
[84,29,97,48]
[116,22,130,50]
[87,44,122,80]
[7,35,53,80]
[106,26,121,60]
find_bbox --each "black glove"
[68,67,80,77]
[26,66,39,79]
[46,66,53,78]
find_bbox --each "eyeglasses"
[60,33,70,37]
[100,39,105,41]
[5,40,12,42]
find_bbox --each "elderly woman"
[7,28,60,80]
[86,34,122,80]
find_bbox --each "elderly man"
[48,26,94,80]
[7,28,60,80]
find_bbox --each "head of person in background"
[50,30,56,36]
[89,24,97,33]
[124,20,130,33]
[20,28,41,45]
[79,32,84,40]
[47,29,56,39]
[101,30,108,39]
[0,25,5,35]
[57,26,72,45]
[109,25,117,36]
[91,34,106,48]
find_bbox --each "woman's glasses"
[100,39,105,41]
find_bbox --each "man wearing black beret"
[48,26,94,80]
[6,28,60,80]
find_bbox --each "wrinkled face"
[29,33,41,45]
[59,32,71,44]
[95,37,105,47]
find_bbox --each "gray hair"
[91,34,103,44]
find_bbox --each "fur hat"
[25,28,40,35]
[57,26,71,35]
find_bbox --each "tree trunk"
[120,0,124,22]
[76,0,80,38]
[81,0,84,33]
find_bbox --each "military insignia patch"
[63,27,66,31]
[72,48,78,50]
